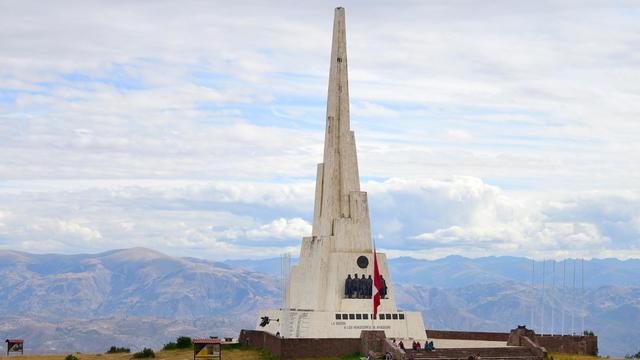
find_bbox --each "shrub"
[132,348,155,359]
[258,348,278,360]
[65,355,79,360]
[162,342,177,351]
[339,353,362,360]
[176,336,192,349]
[107,346,130,354]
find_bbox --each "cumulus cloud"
[1,0,639,191]
[444,129,472,141]
[366,177,637,259]
[0,177,637,260]
[245,218,312,240]
[351,101,399,118]
[0,1,639,259]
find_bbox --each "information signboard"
[5,339,24,356]
[193,338,221,360]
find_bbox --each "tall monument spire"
[255,8,426,340]
[312,7,371,252]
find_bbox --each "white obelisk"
[256,7,426,341]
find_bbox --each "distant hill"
[1,248,639,357]
[0,247,279,321]
[394,282,640,357]
[224,255,640,288]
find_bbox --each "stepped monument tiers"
[255,7,426,341]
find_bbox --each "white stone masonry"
[256,7,426,341]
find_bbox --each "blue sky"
[0,0,639,259]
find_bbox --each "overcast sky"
[1,0,639,260]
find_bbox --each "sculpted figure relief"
[354,273,362,298]
[345,274,352,297]
[381,275,388,299]
[345,273,379,299]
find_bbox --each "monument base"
[257,308,426,341]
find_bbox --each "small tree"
[176,336,192,349]
[132,348,155,358]
[162,342,177,351]
[65,355,79,360]
[107,346,131,354]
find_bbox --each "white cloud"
[0,177,637,260]
[351,101,399,118]
[365,177,638,259]
[1,0,639,192]
[444,129,472,141]
[245,217,312,240]
[57,220,103,242]
[1,1,639,260]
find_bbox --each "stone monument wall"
[537,334,598,355]
[427,328,597,355]
[426,329,510,342]
[238,330,361,359]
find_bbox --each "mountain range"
[1,248,638,357]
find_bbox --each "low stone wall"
[238,328,596,358]
[238,330,360,359]
[520,335,547,358]
[239,330,281,356]
[506,327,597,356]
[360,330,386,355]
[538,334,598,355]
[426,330,510,342]
[281,337,360,358]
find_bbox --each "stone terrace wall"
[426,330,510,342]
[238,330,360,359]
[538,335,598,355]
[239,330,281,356]
[239,329,596,358]
[281,338,360,358]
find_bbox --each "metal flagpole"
[531,259,535,331]
[280,252,291,337]
[572,259,576,335]
[581,258,585,335]
[562,259,566,335]
[541,259,545,335]
[551,259,555,336]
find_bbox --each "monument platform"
[257,309,426,340]
[238,328,549,360]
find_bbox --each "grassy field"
[15,346,364,360]
[16,347,260,360]
[16,347,620,360]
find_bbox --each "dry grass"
[15,347,362,360]
[17,348,263,360]
[548,353,623,360]
[17,348,622,360]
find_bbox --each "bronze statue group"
[344,273,388,299]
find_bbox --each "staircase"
[405,346,543,360]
